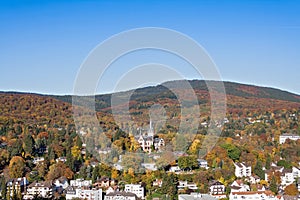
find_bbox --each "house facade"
[6,177,28,198]
[234,162,251,177]
[65,186,102,200]
[124,184,144,199]
[209,181,225,195]
[24,181,54,199]
[104,191,138,200]
[279,133,300,144]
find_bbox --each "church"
[135,121,165,153]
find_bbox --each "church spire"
[148,119,154,136]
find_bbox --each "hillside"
[1,80,300,127]
[53,80,300,114]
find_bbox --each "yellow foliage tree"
[9,156,25,178]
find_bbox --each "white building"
[70,178,92,188]
[104,191,138,200]
[230,180,250,193]
[135,121,165,153]
[197,159,209,169]
[245,175,261,184]
[24,181,54,199]
[177,181,198,190]
[168,165,181,173]
[292,166,300,178]
[6,177,28,198]
[280,169,294,186]
[32,157,45,165]
[124,184,144,199]
[229,190,281,200]
[279,133,300,144]
[234,162,251,177]
[209,181,225,195]
[178,193,217,200]
[54,176,69,189]
[65,186,102,200]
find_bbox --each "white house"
[209,181,225,195]
[56,157,67,163]
[124,184,144,199]
[230,180,250,193]
[279,133,300,144]
[229,190,281,200]
[53,176,69,189]
[292,166,300,178]
[178,193,217,200]
[70,178,92,188]
[6,177,28,198]
[104,191,138,200]
[245,175,261,184]
[106,186,118,195]
[177,181,198,190]
[280,169,294,186]
[65,186,102,200]
[32,157,45,165]
[168,165,181,173]
[135,121,165,153]
[197,159,209,169]
[24,181,54,199]
[234,162,251,177]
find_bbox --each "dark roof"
[28,181,53,188]
[106,191,138,198]
[210,181,224,186]
[231,186,242,190]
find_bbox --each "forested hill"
[50,80,300,112]
[1,80,300,125]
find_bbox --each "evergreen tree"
[270,175,278,194]
[254,160,265,180]
[92,165,99,183]
[23,134,35,155]
[0,177,6,199]
[265,154,271,170]
[160,173,178,199]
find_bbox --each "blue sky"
[0,0,300,95]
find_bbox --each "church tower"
[148,120,154,137]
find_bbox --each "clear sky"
[1,0,300,95]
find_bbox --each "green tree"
[178,156,198,170]
[270,175,278,194]
[0,176,6,199]
[92,165,100,183]
[160,173,177,199]
[254,160,265,180]
[23,134,35,155]
[265,154,271,170]
[220,143,241,161]
[277,160,292,169]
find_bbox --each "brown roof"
[106,191,138,197]
[28,181,53,188]
[232,190,273,196]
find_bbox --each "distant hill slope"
[51,80,300,111]
[1,80,299,126]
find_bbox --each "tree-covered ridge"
[0,93,73,126]
[51,80,300,113]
